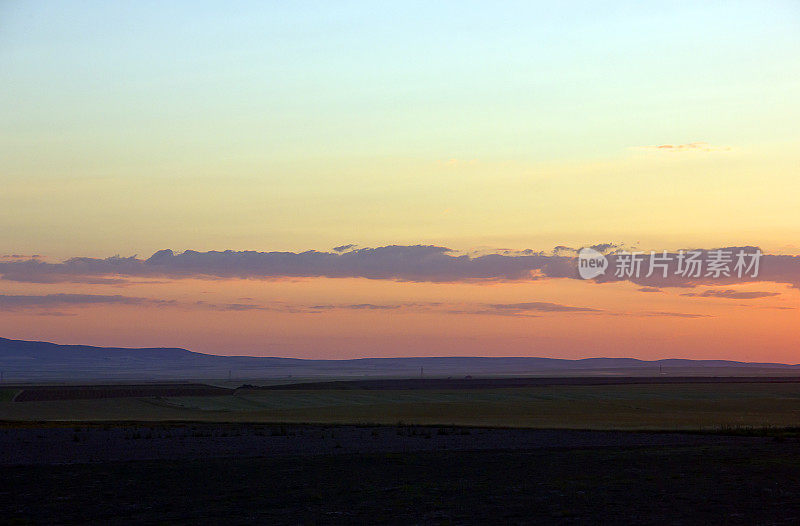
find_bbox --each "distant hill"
[0,337,798,382]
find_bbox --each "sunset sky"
[1,2,799,361]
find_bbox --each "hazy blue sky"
[3,1,798,164]
[1,2,799,359]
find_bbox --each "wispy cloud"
[0,293,173,311]
[195,301,441,314]
[309,303,403,311]
[486,302,600,313]
[447,303,710,319]
[633,142,732,152]
[1,254,43,260]
[332,244,357,253]
[1,292,717,322]
[450,301,601,318]
[681,289,781,300]
[637,311,711,318]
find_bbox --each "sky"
[1,1,799,361]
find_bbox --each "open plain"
[5,377,800,523]
[4,378,800,430]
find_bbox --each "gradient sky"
[1,2,799,360]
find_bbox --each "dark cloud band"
[0,245,797,288]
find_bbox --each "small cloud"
[0,293,173,311]
[498,248,544,257]
[447,308,542,317]
[486,302,601,313]
[196,301,440,314]
[344,303,401,310]
[29,310,77,317]
[1,254,42,260]
[633,142,732,153]
[640,311,711,318]
[552,246,577,256]
[589,243,619,253]
[212,303,266,311]
[637,287,663,293]
[333,244,357,253]
[681,289,781,300]
[437,158,478,167]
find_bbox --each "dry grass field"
[0,389,20,402]
[5,381,800,523]
[4,381,800,430]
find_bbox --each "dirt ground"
[2,424,800,524]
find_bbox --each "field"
[5,378,800,523]
[11,383,230,402]
[2,423,800,524]
[4,379,800,430]
[0,389,20,402]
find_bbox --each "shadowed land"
[5,377,800,523]
[4,337,800,382]
[2,423,800,524]
[4,379,800,430]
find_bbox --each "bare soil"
[1,424,799,524]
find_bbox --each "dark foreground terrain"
[256,376,800,390]
[2,424,800,524]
